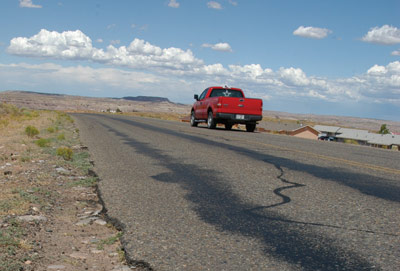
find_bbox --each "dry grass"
[1,104,128,271]
[120,111,187,121]
[0,104,76,269]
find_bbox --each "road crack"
[248,164,306,213]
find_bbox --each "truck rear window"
[209,89,243,98]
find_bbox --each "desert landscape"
[1,90,399,270]
[0,90,399,134]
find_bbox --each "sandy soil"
[0,106,138,271]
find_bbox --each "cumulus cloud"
[365,61,400,88]
[293,26,332,39]
[202,42,232,52]
[367,64,387,75]
[279,67,310,86]
[7,29,203,70]
[362,25,400,45]
[207,1,222,9]
[19,0,42,8]
[8,29,95,60]
[168,0,180,8]
[6,29,400,107]
[392,49,400,56]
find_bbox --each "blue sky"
[0,0,399,121]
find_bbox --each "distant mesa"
[122,96,170,103]
[19,90,64,97]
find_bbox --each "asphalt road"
[74,113,400,271]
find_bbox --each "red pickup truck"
[190,86,263,132]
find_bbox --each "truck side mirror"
[194,94,199,101]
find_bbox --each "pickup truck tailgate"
[218,97,262,115]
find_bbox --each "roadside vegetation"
[0,103,125,270]
[121,111,187,122]
[379,124,390,134]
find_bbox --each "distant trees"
[379,124,390,134]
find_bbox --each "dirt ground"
[0,104,139,271]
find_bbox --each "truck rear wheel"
[246,123,256,132]
[207,111,216,129]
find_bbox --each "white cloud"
[307,90,327,100]
[168,0,180,8]
[96,39,104,43]
[110,40,121,45]
[7,29,203,70]
[367,64,386,75]
[362,25,400,45]
[202,42,232,52]
[0,62,192,100]
[107,24,116,30]
[207,1,222,9]
[392,49,400,56]
[293,26,332,39]
[279,67,310,86]
[365,61,400,88]
[6,29,400,108]
[8,29,95,60]
[228,0,238,6]
[19,0,42,8]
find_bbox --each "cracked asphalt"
[74,113,400,271]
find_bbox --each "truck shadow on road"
[99,117,389,271]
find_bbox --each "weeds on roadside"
[0,109,92,269]
[56,147,73,160]
[57,112,74,123]
[0,219,29,271]
[57,133,65,141]
[69,176,98,188]
[96,232,122,250]
[70,151,91,173]
[35,138,52,147]
[13,189,40,205]
[25,125,39,137]
[0,103,40,130]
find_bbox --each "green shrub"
[344,139,359,145]
[57,112,74,123]
[25,126,39,137]
[57,133,65,141]
[47,127,55,133]
[35,138,51,147]
[0,119,9,127]
[56,147,73,160]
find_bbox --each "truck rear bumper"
[215,113,262,123]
